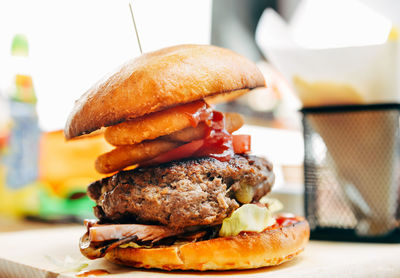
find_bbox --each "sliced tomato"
[143,139,204,166]
[232,135,251,154]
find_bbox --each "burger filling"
[95,100,247,174]
[88,155,274,227]
[81,100,284,259]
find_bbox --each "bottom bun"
[105,218,310,271]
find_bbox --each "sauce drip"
[191,110,234,162]
[142,104,236,166]
[275,215,300,227]
[76,269,110,277]
[175,100,214,127]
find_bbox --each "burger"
[65,44,309,271]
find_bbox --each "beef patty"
[88,155,274,230]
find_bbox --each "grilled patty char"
[88,155,274,230]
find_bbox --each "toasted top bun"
[65,44,265,139]
[105,218,309,271]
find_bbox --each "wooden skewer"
[129,2,143,54]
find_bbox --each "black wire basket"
[302,103,400,242]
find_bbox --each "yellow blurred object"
[0,166,40,217]
[388,27,398,41]
[293,76,365,107]
[0,130,112,218]
[14,74,36,103]
[39,130,112,197]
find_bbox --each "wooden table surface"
[0,224,399,278]
[0,216,79,233]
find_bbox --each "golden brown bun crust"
[105,218,310,271]
[65,44,265,139]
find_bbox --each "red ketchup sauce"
[177,101,234,162]
[143,101,237,166]
[275,215,300,227]
[176,100,214,127]
[191,110,234,162]
[76,269,110,277]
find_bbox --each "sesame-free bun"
[65,44,265,139]
[105,218,309,271]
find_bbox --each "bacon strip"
[80,232,140,259]
[80,222,185,259]
[89,223,182,243]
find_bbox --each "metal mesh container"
[302,104,400,242]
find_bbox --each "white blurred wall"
[0,0,212,131]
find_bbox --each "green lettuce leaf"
[219,204,276,237]
[119,242,152,249]
[259,197,284,213]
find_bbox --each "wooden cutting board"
[0,227,399,278]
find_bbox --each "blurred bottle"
[0,34,40,217]
[0,35,110,221]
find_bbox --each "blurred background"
[0,0,398,232]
